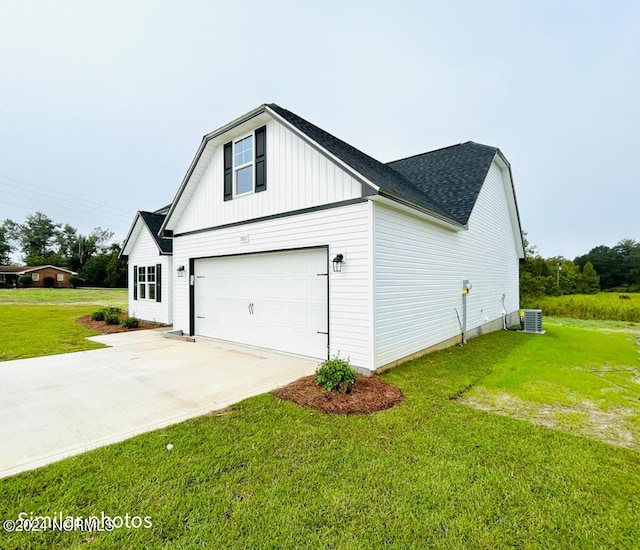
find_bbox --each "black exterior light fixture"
[177,265,186,278]
[332,254,344,273]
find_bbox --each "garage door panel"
[194,249,328,359]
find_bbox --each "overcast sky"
[1,0,638,260]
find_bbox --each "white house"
[121,206,173,325]
[124,103,525,374]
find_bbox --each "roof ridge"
[387,143,463,165]
[387,141,498,166]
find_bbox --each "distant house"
[0,265,77,288]
[123,103,525,374]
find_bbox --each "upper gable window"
[234,135,254,195]
[223,126,267,201]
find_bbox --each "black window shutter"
[133,266,138,300]
[255,125,267,193]
[156,263,162,302]
[223,141,233,201]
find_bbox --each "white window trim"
[233,133,255,198]
[32,273,40,282]
[57,273,64,281]
[137,265,157,301]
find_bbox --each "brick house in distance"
[0,265,77,288]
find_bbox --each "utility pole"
[557,257,562,289]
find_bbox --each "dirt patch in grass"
[272,374,404,415]
[459,391,638,451]
[76,315,167,334]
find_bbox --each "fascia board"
[370,194,464,231]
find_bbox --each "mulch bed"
[76,315,168,334]
[272,374,404,415]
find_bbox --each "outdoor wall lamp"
[177,265,185,277]
[332,254,344,273]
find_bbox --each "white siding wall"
[127,226,173,325]
[173,119,363,234]
[373,160,520,368]
[172,202,373,369]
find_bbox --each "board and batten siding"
[172,202,373,370]
[173,119,363,235]
[373,160,520,369]
[127,225,173,325]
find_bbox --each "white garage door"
[194,248,328,359]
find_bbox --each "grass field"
[521,292,640,321]
[461,319,640,450]
[0,289,127,361]
[1,325,638,548]
[0,288,127,306]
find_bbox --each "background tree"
[104,244,127,288]
[575,239,640,291]
[576,261,600,294]
[14,212,61,265]
[79,243,126,287]
[2,211,125,287]
[0,221,13,264]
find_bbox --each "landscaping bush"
[91,310,106,321]
[43,276,55,288]
[69,276,85,289]
[18,275,32,287]
[316,356,355,393]
[104,314,120,325]
[120,317,139,329]
[107,306,122,315]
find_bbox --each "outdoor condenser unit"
[520,309,545,334]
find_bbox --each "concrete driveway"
[0,329,317,479]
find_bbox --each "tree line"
[0,212,126,287]
[521,235,640,297]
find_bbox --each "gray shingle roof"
[140,211,172,254]
[387,142,499,225]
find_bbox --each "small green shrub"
[104,314,120,325]
[69,276,85,288]
[18,275,32,287]
[120,317,139,329]
[107,306,122,314]
[315,356,355,393]
[43,276,55,288]
[91,310,106,321]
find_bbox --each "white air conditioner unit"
[520,309,545,334]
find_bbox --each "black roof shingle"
[140,211,172,254]
[387,142,499,225]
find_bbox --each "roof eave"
[372,192,466,231]
[493,150,526,259]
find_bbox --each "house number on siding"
[240,235,250,245]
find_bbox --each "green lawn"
[0,305,106,361]
[0,289,127,361]
[1,327,638,548]
[461,319,640,450]
[0,288,127,306]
